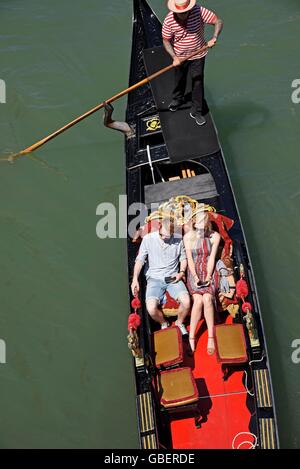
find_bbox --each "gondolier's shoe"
[168,98,184,112]
[190,112,206,126]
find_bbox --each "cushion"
[154,326,183,368]
[215,324,248,364]
[162,291,180,318]
[158,367,199,409]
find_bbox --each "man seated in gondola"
[162,0,223,126]
[131,217,190,335]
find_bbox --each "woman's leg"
[203,293,215,354]
[189,294,204,352]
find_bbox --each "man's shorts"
[146,277,189,303]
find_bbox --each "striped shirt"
[162,4,217,60]
[136,231,186,280]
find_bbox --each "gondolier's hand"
[131,278,140,296]
[172,56,184,67]
[207,37,217,48]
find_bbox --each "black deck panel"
[143,46,220,163]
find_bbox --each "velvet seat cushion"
[154,326,183,368]
[158,367,199,409]
[215,324,248,364]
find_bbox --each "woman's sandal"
[207,336,215,356]
[189,337,196,353]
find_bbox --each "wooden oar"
[3,44,210,162]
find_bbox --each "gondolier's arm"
[209,17,224,46]
[163,39,183,67]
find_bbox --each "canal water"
[0,0,299,448]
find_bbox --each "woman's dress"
[187,234,218,297]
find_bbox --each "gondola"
[125,0,279,450]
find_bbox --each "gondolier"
[162,0,223,126]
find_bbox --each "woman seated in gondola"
[216,246,238,316]
[183,208,221,354]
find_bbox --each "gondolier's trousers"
[173,57,206,115]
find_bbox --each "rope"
[244,354,266,396]
[147,145,156,185]
[232,432,258,450]
[244,370,254,396]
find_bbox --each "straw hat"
[167,0,196,14]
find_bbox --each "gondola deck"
[170,315,255,449]
[125,0,279,450]
[143,46,220,162]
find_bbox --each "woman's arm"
[184,234,199,282]
[205,232,221,282]
[219,274,236,300]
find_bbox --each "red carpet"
[170,316,255,449]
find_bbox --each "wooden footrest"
[259,418,277,449]
[137,392,155,441]
[141,433,158,449]
[253,368,273,408]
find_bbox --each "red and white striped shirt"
[162,5,217,60]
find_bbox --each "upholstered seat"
[161,291,180,318]
[158,367,199,409]
[154,326,183,368]
[215,324,248,364]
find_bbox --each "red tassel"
[236,279,249,298]
[242,302,252,313]
[128,312,141,331]
[131,297,141,310]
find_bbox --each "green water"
[0,0,299,448]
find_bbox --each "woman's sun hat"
[167,0,196,14]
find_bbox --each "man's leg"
[169,62,188,111]
[190,58,206,124]
[176,292,190,324]
[146,278,167,325]
[146,299,166,324]
[167,281,190,334]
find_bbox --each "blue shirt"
[136,231,186,280]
